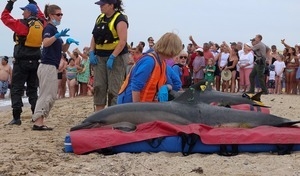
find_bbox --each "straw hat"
[221,70,232,81]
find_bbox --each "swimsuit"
[66,67,77,80]
[227,57,236,72]
[0,80,9,94]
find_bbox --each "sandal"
[32,125,53,131]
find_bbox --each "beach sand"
[0,95,300,176]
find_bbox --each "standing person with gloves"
[1,0,46,125]
[31,4,79,130]
[117,32,183,104]
[89,0,129,112]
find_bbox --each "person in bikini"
[66,58,78,98]
[284,47,299,94]
[0,56,12,99]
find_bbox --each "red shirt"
[204,50,214,65]
[188,52,197,71]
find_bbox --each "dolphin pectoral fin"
[275,121,300,127]
[250,91,263,102]
[111,122,137,132]
[70,122,94,131]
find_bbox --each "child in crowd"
[267,64,276,94]
[66,58,78,98]
[204,58,216,88]
[273,54,286,94]
[192,48,205,84]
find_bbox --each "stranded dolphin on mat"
[172,81,264,106]
[70,84,300,131]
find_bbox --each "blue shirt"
[117,55,181,104]
[167,65,181,91]
[172,64,182,80]
[117,55,154,104]
[41,23,62,68]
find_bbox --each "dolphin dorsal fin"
[173,80,208,104]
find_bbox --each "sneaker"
[7,119,22,125]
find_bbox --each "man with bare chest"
[0,56,12,99]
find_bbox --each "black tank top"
[227,57,236,71]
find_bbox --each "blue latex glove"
[66,38,79,45]
[106,54,116,70]
[54,28,70,39]
[158,85,169,102]
[89,51,98,65]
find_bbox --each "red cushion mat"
[70,121,300,155]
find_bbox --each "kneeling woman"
[117,32,182,104]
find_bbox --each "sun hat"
[221,70,232,81]
[245,42,252,47]
[195,47,203,52]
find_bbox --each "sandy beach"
[0,94,300,176]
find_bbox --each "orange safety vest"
[119,52,167,102]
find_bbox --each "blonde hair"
[154,32,182,58]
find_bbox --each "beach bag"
[296,67,300,79]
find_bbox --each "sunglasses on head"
[179,56,187,59]
[53,13,63,17]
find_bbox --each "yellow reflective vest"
[95,12,120,51]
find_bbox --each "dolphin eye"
[242,93,250,99]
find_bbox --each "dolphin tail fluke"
[250,91,263,102]
[276,121,300,127]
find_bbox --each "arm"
[295,56,300,67]
[1,0,29,36]
[66,50,74,59]
[75,48,88,59]
[132,91,141,102]
[226,58,238,70]
[167,66,180,91]
[131,56,155,102]
[89,36,96,52]
[189,35,199,48]
[42,34,57,48]
[206,66,216,72]
[112,21,128,57]
[281,39,291,49]
[9,66,13,83]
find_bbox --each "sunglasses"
[53,13,63,17]
[179,56,187,59]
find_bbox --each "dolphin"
[70,86,300,131]
[172,81,265,106]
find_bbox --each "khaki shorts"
[93,53,128,106]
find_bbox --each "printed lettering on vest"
[15,18,43,48]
